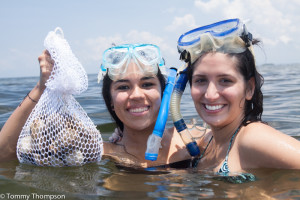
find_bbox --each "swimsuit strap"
[193,125,241,171]
[218,126,241,174]
[192,135,213,168]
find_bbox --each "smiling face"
[190,52,254,129]
[110,61,162,132]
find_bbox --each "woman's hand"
[37,50,54,91]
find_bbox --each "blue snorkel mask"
[98,43,166,82]
[177,18,253,64]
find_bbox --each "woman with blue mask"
[175,18,300,175]
[0,43,205,168]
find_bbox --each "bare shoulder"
[103,141,122,155]
[238,122,297,147]
[164,126,210,152]
[163,127,183,144]
[237,122,300,169]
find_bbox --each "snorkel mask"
[98,43,166,82]
[177,18,253,64]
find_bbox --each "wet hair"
[187,39,264,126]
[102,68,166,131]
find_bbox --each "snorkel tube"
[145,68,177,161]
[170,65,201,157]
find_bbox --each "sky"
[0,0,300,78]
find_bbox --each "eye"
[116,85,130,90]
[193,78,207,84]
[220,78,233,84]
[142,82,155,88]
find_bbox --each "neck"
[120,125,155,159]
[210,117,243,146]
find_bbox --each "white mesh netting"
[17,27,103,167]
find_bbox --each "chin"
[202,118,225,128]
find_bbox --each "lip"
[127,106,150,115]
[203,104,225,113]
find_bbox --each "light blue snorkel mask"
[98,43,166,82]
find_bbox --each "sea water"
[0,64,299,199]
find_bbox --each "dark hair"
[187,39,264,126]
[102,68,166,131]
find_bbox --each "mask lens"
[178,18,240,46]
[103,48,128,68]
[99,43,166,81]
[134,45,159,65]
[210,20,239,36]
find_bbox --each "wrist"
[28,83,45,102]
[26,92,38,103]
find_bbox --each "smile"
[128,106,150,113]
[204,104,225,111]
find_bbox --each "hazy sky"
[1,0,299,78]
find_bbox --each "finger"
[44,49,50,55]
[46,56,55,65]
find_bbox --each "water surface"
[0,64,300,199]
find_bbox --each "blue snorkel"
[145,67,177,161]
[170,65,201,157]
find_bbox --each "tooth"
[206,105,223,111]
[130,107,148,113]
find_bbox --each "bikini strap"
[218,126,241,174]
[193,126,241,170]
[224,126,241,162]
[192,135,213,168]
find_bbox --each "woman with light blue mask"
[0,43,206,168]
[175,18,300,177]
[99,43,205,168]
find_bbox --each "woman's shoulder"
[237,122,300,169]
[239,122,286,141]
[163,126,207,143]
[238,122,280,146]
[103,141,123,154]
[163,127,183,145]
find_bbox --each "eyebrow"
[114,76,155,83]
[193,74,232,77]
[114,79,129,84]
[141,76,155,81]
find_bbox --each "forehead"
[112,73,159,84]
[194,52,239,74]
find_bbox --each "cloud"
[165,14,197,31]
[79,30,177,65]
[279,35,292,44]
[192,0,300,48]
[194,0,228,12]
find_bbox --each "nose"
[129,85,145,100]
[205,82,219,101]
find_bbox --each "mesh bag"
[17,27,103,167]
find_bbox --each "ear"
[246,77,255,100]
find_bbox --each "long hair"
[230,40,264,125]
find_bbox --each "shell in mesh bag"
[17,27,103,167]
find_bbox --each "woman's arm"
[239,122,300,169]
[0,50,54,162]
